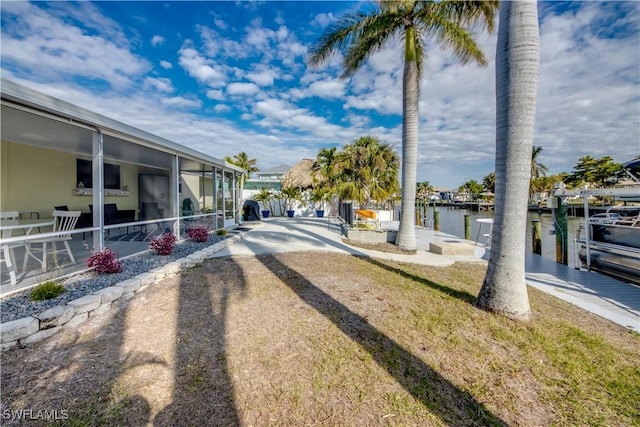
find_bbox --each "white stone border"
[0,232,246,351]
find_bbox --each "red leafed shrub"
[186,226,209,242]
[149,232,177,255]
[86,247,122,274]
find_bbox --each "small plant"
[149,232,177,255]
[215,229,228,236]
[31,281,66,301]
[86,247,122,274]
[186,226,209,242]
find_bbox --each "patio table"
[0,219,55,285]
[0,219,55,237]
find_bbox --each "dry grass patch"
[1,252,638,426]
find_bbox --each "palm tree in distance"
[225,152,259,190]
[312,147,338,189]
[416,181,434,200]
[477,0,540,321]
[333,136,399,208]
[531,146,548,179]
[482,172,496,193]
[308,0,498,250]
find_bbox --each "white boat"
[576,205,640,285]
[566,157,640,285]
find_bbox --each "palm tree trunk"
[396,26,419,251]
[477,0,539,320]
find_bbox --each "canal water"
[419,206,583,268]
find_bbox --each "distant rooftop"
[256,164,292,176]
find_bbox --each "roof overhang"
[1,78,244,173]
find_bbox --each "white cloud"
[227,82,260,96]
[246,68,277,86]
[0,1,148,88]
[311,12,338,28]
[206,89,224,101]
[161,96,202,109]
[151,35,165,46]
[160,60,172,69]
[213,18,227,30]
[214,104,231,113]
[307,79,345,99]
[178,44,227,87]
[144,76,174,93]
[246,26,275,50]
[276,26,289,41]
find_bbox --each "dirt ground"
[1,252,638,426]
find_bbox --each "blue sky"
[1,1,638,189]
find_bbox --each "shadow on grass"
[155,257,247,426]
[362,257,478,304]
[0,298,153,426]
[255,251,507,426]
[285,221,478,304]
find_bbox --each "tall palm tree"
[477,0,540,321]
[531,146,548,178]
[308,0,498,250]
[225,152,259,189]
[333,136,399,208]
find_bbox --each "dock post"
[464,214,471,240]
[532,220,542,255]
[555,196,568,265]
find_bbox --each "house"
[0,79,244,293]
[242,164,291,201]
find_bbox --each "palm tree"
[225,152,259,189]
[458,179,484,201]
[312,147,338,189]
[416,181,434,200]
[333,136,399,208]
[308,0,498,250]
[482,172,496,193]
[477,0,540,321]
[531,146,548,178]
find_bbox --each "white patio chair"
[1,217,25,286]
[23,210,80,271]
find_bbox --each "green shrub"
[31,282,66,301]
[215,229,228,236]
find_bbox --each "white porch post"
[222,170,226,226]
[213,167,219,229]
[172,155,180,236]
[92,130,105,249]
[233,173,238,223]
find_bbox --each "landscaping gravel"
[0,234,234,323]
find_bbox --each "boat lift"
[552,185,640,271]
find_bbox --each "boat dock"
[525,251,639,332]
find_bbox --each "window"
[77,159,121,189]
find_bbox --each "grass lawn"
[1,252,638,426]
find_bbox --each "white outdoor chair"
[1,216,25,286]
[23,210,80,271]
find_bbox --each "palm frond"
[342,13,405,77]
[415,9,487,66]
[308,11,376,69]
[440,0,499,33]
